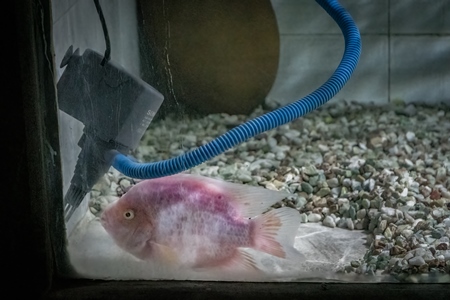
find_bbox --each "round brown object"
[138,0,279,116]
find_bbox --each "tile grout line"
[388,0,391,104]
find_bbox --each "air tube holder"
[57,46,164,221]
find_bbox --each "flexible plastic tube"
[111,0,361,179]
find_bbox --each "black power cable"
[93,0,111,66]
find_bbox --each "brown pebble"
[436,243,448,250]
[414,220,428,230]
[286,201,296,209]
[428,259,438,268]
[374,240,386,249]
[430,190,441,200]
[372,248,382,255]
[418,264,429,273]
[305,202,314,211]
[329,204,339,214]
[312,207,323,214]
[390,245,406,256]
[429,247,436,255]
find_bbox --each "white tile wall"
[272,0,388,35]
[268,0,450,106]
[269,35,346,104]
[53,0,139,78]
[390,36,450,104]
[271,0,341,34]
[390,0,450,34]
[338,35,389,104]
[268,34,389,105]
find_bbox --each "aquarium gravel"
[89,100,450,282]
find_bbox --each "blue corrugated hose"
[111,0,361,179]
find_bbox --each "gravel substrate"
[89,100,450,282]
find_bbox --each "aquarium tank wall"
[44,0,450,295]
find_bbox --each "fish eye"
[123,209,135,220]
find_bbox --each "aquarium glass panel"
[53,0,450,283]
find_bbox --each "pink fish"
[101,173,304,272]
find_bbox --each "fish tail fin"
[251,207,306,262]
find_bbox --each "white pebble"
[97,196,109,205]
[412,219,424,229]
[355,220,364,230]
[318,144,329,152]
[276,151,286,161]
[337,218,348,229]
[236,173,252,183]
[284,130,300,139]
[322,216,336,228]
[100,202,109,211]
[400,187,408,197]
[389,146,399,155]
[436,167,447,181]
[346,219,354,230]
[402,229,414,238]
[264,182,278,191]
[267,137,277,148]
[308,213,322,223]
[300,213,308,223]
[404,144,413,155]
[406,199,416,207]
[414,248,426,257]
[265,153,276,160]
[432,209,443,218]
[183,135,197,147]
[404,159,414,168]
[408,256,425,266]
[443,218,450,228]
[439,237,449,243]
[110,182,119,193]
[406,131,416,142]
[403,252,414,261]
[338,198,349,206]
[91,190,101,198]
[119,179,131,189]
[442,250,450,260]
[395,209,404,219]
[105,195,119,203]
[381,207,396,217]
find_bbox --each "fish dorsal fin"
[171,174,289,218]
[195,175,289,219]
[230,185,289,218]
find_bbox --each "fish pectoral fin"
[149,242,179,265]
